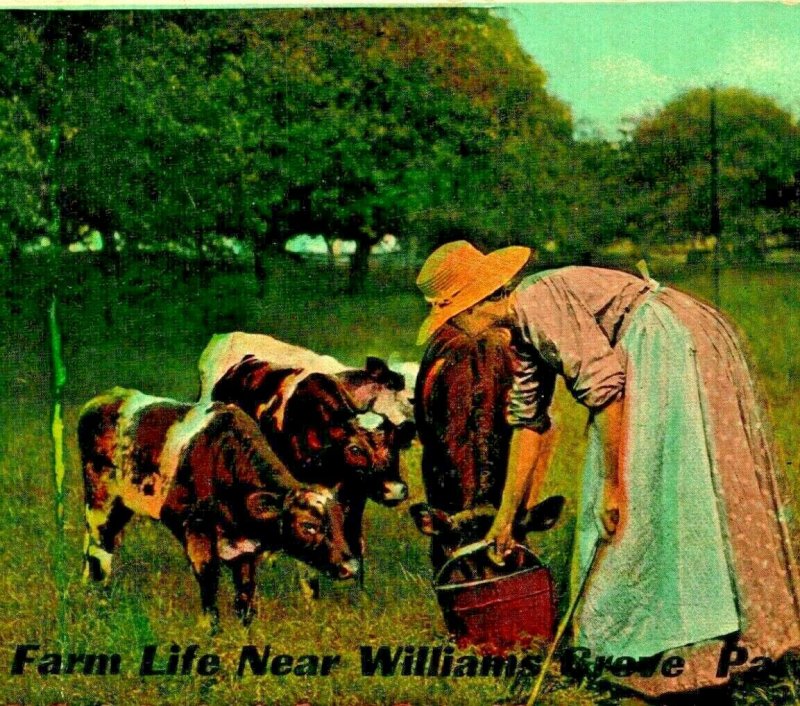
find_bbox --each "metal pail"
[434,544,556,654]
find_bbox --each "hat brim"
[416,245,530,346]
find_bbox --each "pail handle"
[434,541,539,587]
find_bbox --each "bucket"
[434,544,556,654]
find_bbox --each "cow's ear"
[365,356,392,382]
[409,503,454,536]
[246,491,283,522]
[520,495,565,533]
[304,428,324,453]
[393,420,417,449]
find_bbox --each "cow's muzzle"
[337,558,361,580]
[378,480,408,506]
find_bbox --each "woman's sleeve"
[511,279,625,414]
[506,322,557,432]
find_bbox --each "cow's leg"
[83,496,132,584]
[228,556,257,625]
[343,495,367,589]
[185,531,220,632]
[298,562,321,601]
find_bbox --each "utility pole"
[710,86,722,308]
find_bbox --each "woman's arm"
[485,425,554,562]
[486,394,624,561]
[594,395,625,538]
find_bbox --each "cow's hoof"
[198,609,220,635]
[299,578,320,601]
[235,601,256,626]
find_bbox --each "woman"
[416,241,800,698]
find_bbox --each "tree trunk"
[102,236,123,327]
[253,240,269,298]
[347,238,370,294]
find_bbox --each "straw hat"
[416,241,530,345]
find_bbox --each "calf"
[413,321,563,580]
[208,357,411,504]
[79,387,357,627]
[410,496,564,582]
[198,332,416,431]
[207,356,413,596]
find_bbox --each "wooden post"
[710,86,722,308]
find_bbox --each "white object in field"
[285,234,331,256]
[68,229,104,253]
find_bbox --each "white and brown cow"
[198,332,416,431]
[79,387,358,628]
[197,333,416,596]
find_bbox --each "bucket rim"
[434,564,547,592]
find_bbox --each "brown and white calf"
[79,387,358,626]
[198,332,416,433]
[197,334,416,591]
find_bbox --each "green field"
[0,256,798,705]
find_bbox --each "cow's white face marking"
[381,481,408,503]
[217,537,261,561]
[367,387,414,427]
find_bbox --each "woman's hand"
[594,396,626,542]
[483,427,553,565]
[598,477,623,541]
[485,518,516,566]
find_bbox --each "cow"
[79,387,358,628]
[409,496,565,583]
[206,354,413,597]
[412,321,563,581]
[198,332,416,430]
[197,333,416,597]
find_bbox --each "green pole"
[49,297,68,647]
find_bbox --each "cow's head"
[337,357,416,429]
[246,486,359,580]
[284,375,410,505]
[348,418,411,506]
[409,496,565,580]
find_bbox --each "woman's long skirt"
[574,287,800,696]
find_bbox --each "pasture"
[0,255,798,705]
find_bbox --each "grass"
[0,254,798,705]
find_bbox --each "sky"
[500,3,800,138]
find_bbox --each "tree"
[624,87,800,257]
[236,9,574,291]
[0,13,47,259]
[4,10,577,293]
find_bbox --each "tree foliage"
[0,9,576,289]
[623,87,800,254]
[3,11,800,284]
